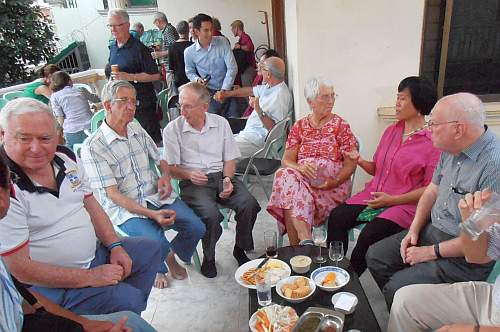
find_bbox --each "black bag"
[12,276,84,332]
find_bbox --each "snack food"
[253,304,298,332]
[322,272,338,287]
[241,260,287,285]
[281,277,311,299]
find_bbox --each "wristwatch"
[223,176,232,182]
[258,110,268,118]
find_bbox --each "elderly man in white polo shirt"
[214,56,291,158]
[163,82,261,278]
[0,97,160,315]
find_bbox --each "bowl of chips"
[276,276,316,303]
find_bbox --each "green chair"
[73,83,93,93]
[487,261,500,283]
[156,89,169,128]
[90,109,106,133]
[3,91,24,101]
[0,99,7,110]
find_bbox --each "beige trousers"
[388,282,500,332]
[234,135,262,159]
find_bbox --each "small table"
[248,245,381,331]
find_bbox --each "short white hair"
[0,98,57,131]
[438,92,485,128]
[101,80,135,103]
[304,77,334,101]
[108,9,129,22]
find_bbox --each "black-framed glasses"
[452,186,468,195]
[112,97,139,106]
[426,120,459,128]
[107,22,127,29]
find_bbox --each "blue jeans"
[64,130,88,150]
[118,198,206,274]
[84,311,156,332]
[32,237,161,315]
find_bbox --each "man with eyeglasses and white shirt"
[107,9,162,143]
[366,92,500,308]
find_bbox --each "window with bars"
[103,0,157,9]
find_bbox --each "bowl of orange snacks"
[310,266,350,292]
[249,304,298,332]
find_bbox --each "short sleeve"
[163,122,181,165]
[139,44,159,75]
[80,140,117,189]
[423,146,441,185]
[286,120,303,150]
[336,117,358,153]
[0,191,30,255]
[222,119,241,161]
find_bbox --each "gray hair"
[132,22,144,30]
[176,20,189,35]
[179,82,211,104]
[438,92,485,128]
[108,9,129,22]
[0,98,57,131]
[153,12,168,23]
[101,80,136,103]
[304,77,335,101]
[266,59,285,81]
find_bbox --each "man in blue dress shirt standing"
[184,13,238,118]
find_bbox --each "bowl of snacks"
[310,266,350,292]
[290,255,312,274]
[249,304,298,332]
[276,276,316,303]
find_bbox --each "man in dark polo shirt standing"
[108,8,162,143]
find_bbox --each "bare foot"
[166,252,188,280]
[154,273,168,288]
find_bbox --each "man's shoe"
[233,246,251,266]
[201,259,217,278]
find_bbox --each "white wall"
[50,0,273,70]
[285,0,426,192]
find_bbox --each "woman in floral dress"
[267,77,358,245]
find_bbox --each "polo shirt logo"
[65,169,82,191]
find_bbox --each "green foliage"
[0,0,58,88]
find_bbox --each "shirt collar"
[195,37,215,51]
[462,126,493,161]
[115,35,134,49]
[100,120,139,144]
[181,113,218,133]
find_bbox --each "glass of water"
[312,227,327,263]
[329,241,344,267]
[460,192,500,240]
[256,273,272,306]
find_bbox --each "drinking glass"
[460,192,500,240]
[312,227,327,263]
[264,230,278,258]
[256,273,272,306]
[329,241,344,267]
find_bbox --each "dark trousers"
[366,223,495,308]
[179,172,261,261]
[327,203,404,276]
[135,97,161,143]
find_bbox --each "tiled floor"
[142,184,389,331]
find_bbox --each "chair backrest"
[487,260,500,283]
[0,98,7,110]
[3,91,24,101]
[90,109,106,133]
[73,83,93,93]
[348,133,363,197]
[261,117,290,158]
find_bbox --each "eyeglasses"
[112,97,139,106]
[318,93,338,102]
[179,103,205,112]
[426,120,459,128]
[107,22,127,29]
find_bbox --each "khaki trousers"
[388,282,500,332]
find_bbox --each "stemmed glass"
[329,241,344,267]
[312,227,327,263]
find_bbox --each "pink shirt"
[347,121,440,228]
[238,32,256,67]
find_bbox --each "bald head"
[264,57,285,81]
[435,92,485,129]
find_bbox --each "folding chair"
[3,91,24,101]
[235,117,290,200]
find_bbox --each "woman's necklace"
[402,125,426,137]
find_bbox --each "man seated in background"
[163,82,261,278]
[366,92,500,307]
[184,13,238,118]
[81,80,205,289]
[215,56,291,158]
[0,98,160,315]
[388,190,500,332]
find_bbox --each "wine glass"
[312,227,327,263]
[329,241,344,267]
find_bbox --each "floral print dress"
[267,114,358,234]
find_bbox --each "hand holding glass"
[329,241,344,267]
[460,192,500,240]
[312,227,327,263]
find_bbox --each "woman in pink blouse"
[327,76,440,276]
[267,77,358,245]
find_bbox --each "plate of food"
[235,258,291,289]
[310,266,350,292]
[276,276,316,303]
[249,304,298,332]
